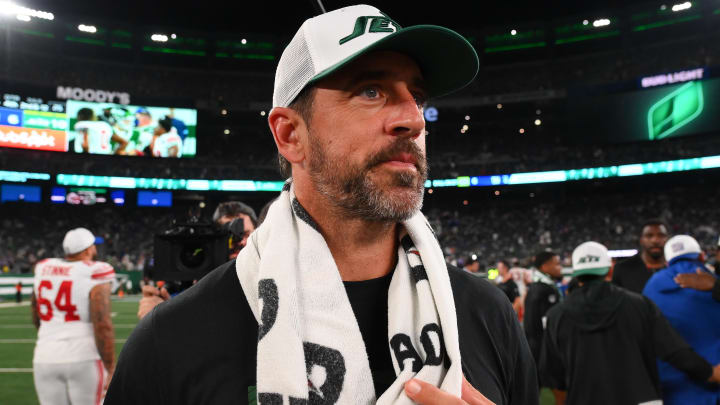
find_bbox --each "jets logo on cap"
[578,255,600,264]
[339,13,401,45]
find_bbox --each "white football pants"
[33,360,105,405]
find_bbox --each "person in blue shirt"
[643,234,720,405]
[167,108,189,142]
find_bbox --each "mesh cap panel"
[273,25,317,108]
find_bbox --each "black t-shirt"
[106,260,539,405]
[611,254,660,294]
[497,279,520,303]
[523,282,561,364]
[343,272,395,395]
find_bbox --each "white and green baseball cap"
[572,241,612,277]
[272,4,479,108]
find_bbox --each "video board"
[566,75,720,143]
[0,84,197,157]
[50,187,126,206]
[0,184,41,203]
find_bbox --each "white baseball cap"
[664,235,701,263]
[272,4,479,108]
[572,241,612,277]
[63,228,96,255]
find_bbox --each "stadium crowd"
[433,185,720,269]
[0,205,169,274]
[2,184,718,276]
[2,121,719,183]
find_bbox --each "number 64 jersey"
[32,258,115,364]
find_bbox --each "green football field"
[0,297,140,405]
[0,297,555,404]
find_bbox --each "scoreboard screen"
[50,187,125,206]
[137,191,172,207]
[1,184,41,203]
[0,88,197,158]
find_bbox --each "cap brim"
[309,25,479,99]
[573,267,610,277]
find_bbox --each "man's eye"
[361,87,380,99]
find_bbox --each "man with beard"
[106,5,537,405]
[613,219,669,293]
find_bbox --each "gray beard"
[307,133,427,222]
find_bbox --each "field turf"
[0,297,139,405]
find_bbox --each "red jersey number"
[36,281,53,321]
[36,280,80,322]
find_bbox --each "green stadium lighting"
[55,174,285,192]
[47,154,720,192]
[0,170,51,182]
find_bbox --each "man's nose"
[384,89,425,139]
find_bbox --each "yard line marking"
[0,368,33,372]
[0,302,31,308]
[0,339,127,343]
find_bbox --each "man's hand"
[137,285,169,319]
[674,269,716,291]
[404,377,495,404]
[709,364,720,384]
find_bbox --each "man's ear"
[268,107,306,165]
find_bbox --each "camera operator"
[137,201,257,319]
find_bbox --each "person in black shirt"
[540,241,720,405]
[106,5,538,404]
[496,259,520,305]
[461,255,486,278]
[524,251,563,366]
[106,259,538,404]
[612,218,669,293]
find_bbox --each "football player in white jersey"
[74,108,128,155]
[31,228,116,405]
[129,108,156,156]
[150,117,183,158]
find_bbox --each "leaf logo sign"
[647,81,704,141]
